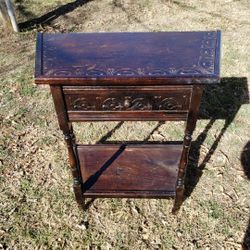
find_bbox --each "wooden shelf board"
[77,144,182,198]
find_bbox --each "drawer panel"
[63,86,192,121]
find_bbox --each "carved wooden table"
[35,31,221,213]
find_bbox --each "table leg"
[50,85,84,208]
[64,129,84,208]
[172,85,203,214]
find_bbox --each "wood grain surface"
[35,31,221,85]
[77,144,182,198]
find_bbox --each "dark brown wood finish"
[35,31,221,85]
[77,144,182,197]
[50,85,84,207]
[63,86,191,121]
[172,85,204,213]
[35,31,221,213]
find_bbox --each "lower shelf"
[77,144,182,198]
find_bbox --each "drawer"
[63,86,192,121]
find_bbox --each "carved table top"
[35,31,221,85]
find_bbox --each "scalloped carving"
[71,95,187,111]
[73,98,96,110]
[158,97,182,110]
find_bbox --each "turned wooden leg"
[64,131,85,208]
[172,133,192,214]
[50,85,84,209]
[172,85,203,214]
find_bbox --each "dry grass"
[0,0,250,249]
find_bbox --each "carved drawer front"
[63,86,192,121]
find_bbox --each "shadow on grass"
[18,0,92,31]
[243,217,250,250]
[241,141,250,179]
[185,77,249,199]
[241,141,250,249]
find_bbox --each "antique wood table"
[35,31,221,213]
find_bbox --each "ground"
[0,0,250,249]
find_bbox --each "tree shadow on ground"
[18,0,92,31]
[241,141,250,249]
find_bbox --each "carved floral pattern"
[73,98,96,110]
[159,97,183,110]
[101,98,123,111]
[71,95,187,111]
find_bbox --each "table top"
[35,31,221,85]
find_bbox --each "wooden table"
[35,31,221,213]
